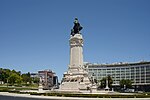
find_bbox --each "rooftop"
[84,61,150,67]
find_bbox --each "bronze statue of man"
[71,18,83,36]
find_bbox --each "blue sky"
[0,0,150,79]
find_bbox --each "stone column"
[69,34,84,73]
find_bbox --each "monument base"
[60,70,91,92]
[38,84,44,93]
[60,82,91,92]
[91,85,97,93]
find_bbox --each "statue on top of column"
[71,18,83,36]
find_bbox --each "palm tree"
[100,75,113,89]
[120,79,132,89]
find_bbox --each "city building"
[38,70,58,90]
[84,61,150,92]
[30,73,39,84]
[30,73,39,78]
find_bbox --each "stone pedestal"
[60,34,91,92]
[38,84,43,92]
[91,85,97,93]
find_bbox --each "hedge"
[0,89,150,98]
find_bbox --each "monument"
[60,18,92,92]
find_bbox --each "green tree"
[32,77,40,84]
[0,68,11,83]
[21,72,32,84]
[16,75,22,85]
[11,69,21,76]
[120,79,132,89]
[0,68,23,85]
[8,73,22,85]
[100,77,106,88]
[108,75,113,88]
